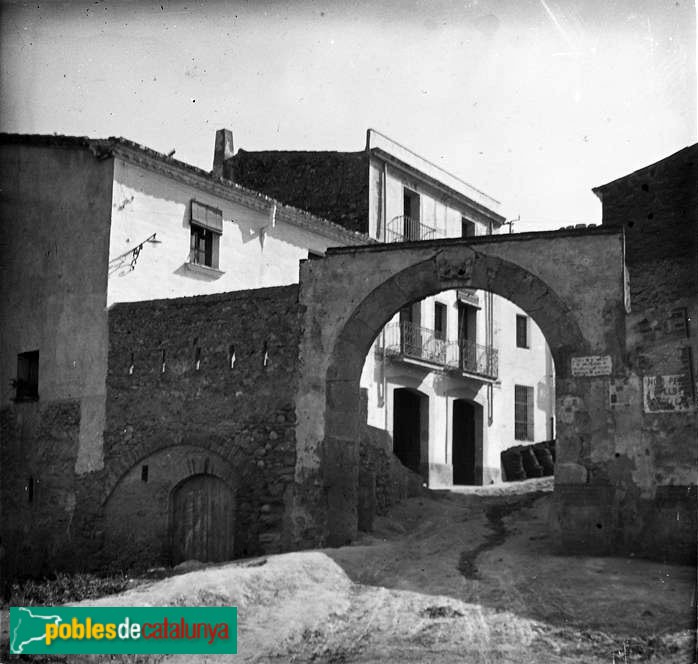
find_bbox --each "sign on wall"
[609,379,638,408]
[643,374,694,413]
[571,355,612,377]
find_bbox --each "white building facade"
[358,131,554,487]
[4,131,553,491]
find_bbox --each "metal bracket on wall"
[108,233,161,275]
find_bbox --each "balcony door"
[403,189,420,240]
[399,302,421,356]
[458,302,477,370]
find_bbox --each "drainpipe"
[445,384,450,466]
[382,162,388,241]
[486,221,494,425]
[382,330,388,433]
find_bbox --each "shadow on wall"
[358,422,425,533]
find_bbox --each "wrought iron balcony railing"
[457,339,498,379]
[385,216,442,243]
[381,321,498,379]
[385,320,450,364]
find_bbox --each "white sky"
[1,0,695,230]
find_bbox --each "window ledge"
[184,262,225,279]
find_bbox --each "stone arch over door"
[103,444,237,568]
[295,228,627,547]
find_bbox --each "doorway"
[453,399,479,485]
[170,474,235,564]
[393,388,429,478]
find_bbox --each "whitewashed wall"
[107,158,342,306]
[362,151,555,486]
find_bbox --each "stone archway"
[103,445,237,568]
[294,228,627,547]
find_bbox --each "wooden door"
[170,474,235,564]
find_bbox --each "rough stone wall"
[595,144,697,309]
[357,391,423,531]
[0,139,114,581]
[560,144,698,563]
[228,150,370,234]
[0,401,82,578]
[358,424,424,528]
[83,286,303,570]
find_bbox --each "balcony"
[456,340,498,379]
[384,320,450,364]
[381,321,498,380]
[385,216,443,243]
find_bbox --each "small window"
[15,350,39,401]
[665,307,689,337]
[189,200,222,269]
[461,218,476,238]
[190,225,218,268]
[434,302,447,341]
[514,385,534,441]
[516,314,529,348]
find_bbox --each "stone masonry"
[96,285,303,569]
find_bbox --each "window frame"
[514,384,534,441]
[461,217,476,238]
[516,314,529,349]
[190,224,215,266]
[189,200,222,270]
[15,350,39,402]
[434,302,447,341]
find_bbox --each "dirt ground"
[3,478,696,663]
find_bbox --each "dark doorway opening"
[453,399,477,485]
[393,388,427,476]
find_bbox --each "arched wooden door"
[170,474,235,564]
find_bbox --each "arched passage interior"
[321,249,588,546]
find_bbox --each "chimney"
[212,128,234,180]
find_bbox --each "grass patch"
[8,571,130,606]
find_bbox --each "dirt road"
[5,480,696,663]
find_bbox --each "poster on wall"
[643,374,695,413]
